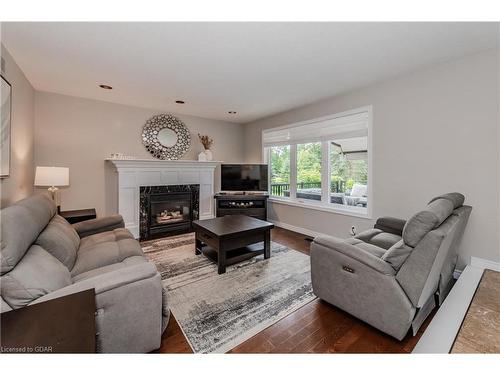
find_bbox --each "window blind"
[262,111,368,147]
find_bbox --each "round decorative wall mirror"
[157,128,178,147]
[142,114,191,160]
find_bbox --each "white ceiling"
[2,22,498,123]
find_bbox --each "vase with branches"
[197,134,214,161]
[198,134,213,150]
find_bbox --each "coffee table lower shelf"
[199,243,266,269]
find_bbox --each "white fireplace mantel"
[107,159,219,238]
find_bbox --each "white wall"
[244,49,500,269]
[0,44,35,208]
[34,92,245,216]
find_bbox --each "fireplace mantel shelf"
[106,158,221,170]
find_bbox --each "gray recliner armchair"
[310,193,471,340]
[1,194,169,352]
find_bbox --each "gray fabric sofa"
[310,193,471,340]
[0,194,169,353]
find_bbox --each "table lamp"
[34,166,69,212]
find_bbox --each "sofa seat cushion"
[355,229,402,250]
[71,228,144,276]
[71,255,147,283]
[35,215,80,270]
[0,245,72,309]
[345,238,386,258]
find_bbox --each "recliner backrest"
[428,192,465,209]
[396,214,461,307]
[395,192,471,307]
[0,194,56,275]
[436,205,472,303]
[402,198,454,247]
[382,198,455,272]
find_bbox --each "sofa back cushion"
[402,198,454,247]
[0,245,72,309]
[1,194,56,275]
[36,215,80,270]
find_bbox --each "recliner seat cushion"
[345,238,386,258]
[1,194,56,275]
[402,198,454,247]
[355,229,402,250]
[354,228,382,243]
[71,228,144,276]
[0,245,72,309]
[369,232,402,250]
[36,215,80,270]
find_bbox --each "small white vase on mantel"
[203,149,213,161]
[198,151,207,162]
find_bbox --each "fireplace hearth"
[140,185,199,241]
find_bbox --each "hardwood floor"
[156,227,434,353]
[451,270,500,353]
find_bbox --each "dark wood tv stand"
[214,193,269,221]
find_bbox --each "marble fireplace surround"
[107,159,218,238]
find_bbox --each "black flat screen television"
[221,164,268,192]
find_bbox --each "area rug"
[142,233,315,353]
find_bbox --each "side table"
[1,289,96,353]
[60,208,97,224]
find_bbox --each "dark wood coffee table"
[192,215,274,274]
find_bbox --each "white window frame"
[263,106,373,219]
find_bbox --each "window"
[269,145,290,197]
[330,137,368,209]
[296,142,322,201]
[263,107,371,217]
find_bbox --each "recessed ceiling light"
[99,84,113,90]
[175,100,185,104]
[228,111,237,114]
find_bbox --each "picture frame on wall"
[1,75,12,178]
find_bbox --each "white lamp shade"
[35,167,69,187]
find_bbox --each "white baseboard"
[470,256,500,271]
[268,219,324,239]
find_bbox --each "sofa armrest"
[313,235,395,275]
[30,262,164,353]
[374,216,406,236]
[73,214,124,238]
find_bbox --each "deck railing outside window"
[270,181,346,197]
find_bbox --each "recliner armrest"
[313,235,395,275]
[73,214,125,238]
[374,216,406,236]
